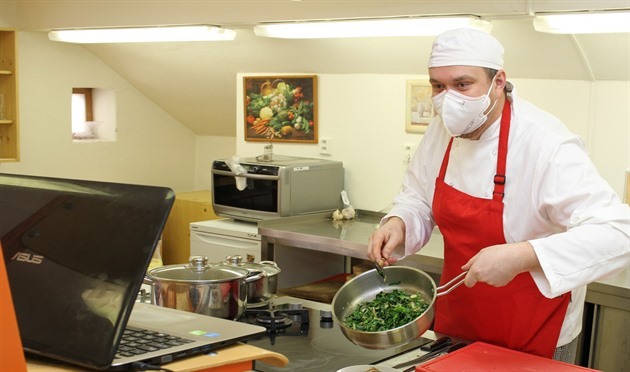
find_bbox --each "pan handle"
[143,275,153,286]
[436,271,467,297]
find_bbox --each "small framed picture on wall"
[243,75,317,143]
[405,80,434,134]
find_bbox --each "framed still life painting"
[244,75,318,143]
[405,80,434,134]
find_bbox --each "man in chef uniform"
[367,28,629,362]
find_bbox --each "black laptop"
[0,173,265,370]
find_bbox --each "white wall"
[231,73,629,212]
[514,79,629,199]
[194,135,236,190]
[4,31,626,204]
[589,81,630,187]
[0,32,198,192]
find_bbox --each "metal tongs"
[373,257,387,282]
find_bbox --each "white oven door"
[190,230,261,263]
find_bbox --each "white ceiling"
[2,0,629,136]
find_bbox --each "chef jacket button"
[491,150,497,155]
[484,192,489,197]
[449,182,454,186]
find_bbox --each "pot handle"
[436,271,467,297]
[245,269,265,281]
[143,275,153,286]
[259,260,279,268]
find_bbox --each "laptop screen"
[0,174,174,368]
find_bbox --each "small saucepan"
[222,255,281,307]
[331,266,465,350]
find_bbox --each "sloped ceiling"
[2,0,629,136]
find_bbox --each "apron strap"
[438,138,454,179]
[493,100,512,202]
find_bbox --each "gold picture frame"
[244,75,317,143]
[405,80,434,134]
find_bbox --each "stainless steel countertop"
[258,211,630,305]
[585,266,629,310]
[258,210,385,260]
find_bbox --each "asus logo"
[11,252,44,264]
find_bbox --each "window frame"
[72,88,93,122]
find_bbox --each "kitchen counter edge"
[257,211,630,306]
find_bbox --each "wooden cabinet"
[161,190,220,265]
[0,29,19,162]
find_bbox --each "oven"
[241,296,435,372]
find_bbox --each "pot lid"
[224,255,281,276]
[148,256,249,283]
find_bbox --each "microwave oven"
[212,155,344,222]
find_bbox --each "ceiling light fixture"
[254,16,491,39]
[48,25,236,43]
[533,11,630,34]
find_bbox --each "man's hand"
[367,217,406,265]
[461,241,540,287]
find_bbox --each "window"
[72,87,116,141]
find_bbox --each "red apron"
[432,100,570,358]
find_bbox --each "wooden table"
[26,342,288,372]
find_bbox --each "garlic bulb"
[332,209,344,220]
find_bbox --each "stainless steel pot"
[331,266,465,350]
[223,255,281,307]
[146,256,262,320]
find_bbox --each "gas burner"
[242,303,310,337]
[255,311,293,331]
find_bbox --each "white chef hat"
[428,28,504,70]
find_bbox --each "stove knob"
[320,320,334,329]
[320,310,334,329]
[288,302,303,310]
[319,310,335,329]
[320,310,333,320]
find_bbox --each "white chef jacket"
[386,88,630,346]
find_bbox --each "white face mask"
[432,75,499,137]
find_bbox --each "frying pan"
[331,266,465,349]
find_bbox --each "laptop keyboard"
[115,326,195,359]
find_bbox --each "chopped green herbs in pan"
[344,289,430,332]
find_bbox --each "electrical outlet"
[320,137,331,155]
[404,143,416,164]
